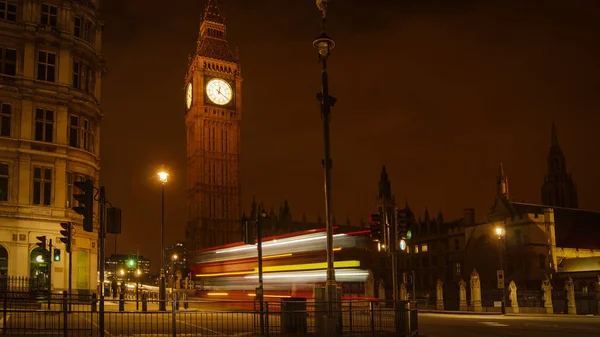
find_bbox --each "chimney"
[464,208,475,226]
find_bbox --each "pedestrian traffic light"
[54,248,61,261]
[241,214,253,244]
[36,235,46,251]
[369,213,382,242]
[397,209,409,239]
[59,222,72,253]
[73,179,94,232]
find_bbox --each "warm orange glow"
[158,171,169,183]
[207,292,228,296]
[333,247,342,251]
[247,293,292,298]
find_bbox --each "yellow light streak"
[247,294,292,298]
[257,260,360,273]
[195,260,360,278]
[333,247,342,251]
[263,253,292,259]
[207,292,228,296]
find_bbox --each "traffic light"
[369,213,382,242]
[73,179,94,232]
[241,214,253,244]
[397,209,409,239]
[59,222,72,253]
[54,249,61,262]
[36,235,47,251]
[128,259,135,267]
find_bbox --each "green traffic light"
[128,259,135,267]
[54,250,61,262]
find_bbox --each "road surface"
[419,313,600,337]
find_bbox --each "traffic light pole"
[68,234,72,311]
[48,239,52,310]
[99,186,106,335]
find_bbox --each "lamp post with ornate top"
[314,0,338,329]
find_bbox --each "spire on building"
[378,165,392,200]
[542,123,578,208]
[196,0,236,62]
[497,161,509,198]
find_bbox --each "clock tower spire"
[185,0,243,251]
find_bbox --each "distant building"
[106,254,151,281]
[541,123,579,208]
[165,241,187,279]
[0,0,105,294]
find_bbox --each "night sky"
[99,0,600,271]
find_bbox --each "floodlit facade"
[0,0,105,294]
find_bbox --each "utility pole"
[136,246,140,311]
[257,211,265,336]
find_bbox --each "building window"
[0,103,11,137]
[74,16,81,37]
[515,229,523,245]
[0,1,17,22]
[421,244,428,252]
[0,162,8,201]
[0,47,16,76]
[83,19,92,42]
[414,245,419,254]
[37,51,56,82]
[82,119,92,151]
[454,238,460,251]
[455,262,461,276]
[69,115,79,147]
[539,254,546,269]
[40,4,57,27]
[72,60,80,89]
[35,108,53,142]
[33,166,52,206]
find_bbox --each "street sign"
[496,269,505,289]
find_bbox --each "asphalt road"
[419,313,600,337]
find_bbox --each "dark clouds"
[99,0,600,271]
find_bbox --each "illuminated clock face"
[186,82,193,110]
[206,78,232,105]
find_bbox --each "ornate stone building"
[185,0,242,250]
[541,123,578,208]
[0,0,105,293]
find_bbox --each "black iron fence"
[0,291,418,337]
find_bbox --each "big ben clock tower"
[185,0,242,250]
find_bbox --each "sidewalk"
[419,309,600,318]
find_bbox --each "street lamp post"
[314,1,338,322]
[158,171,169,311]
[171,254,178,293]
[495,226,507,314]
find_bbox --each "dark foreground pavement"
[419,313,600,337]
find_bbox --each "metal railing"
[0,292,418,336]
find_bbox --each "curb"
[419,310,500,315]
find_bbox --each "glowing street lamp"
[157,170,169,311]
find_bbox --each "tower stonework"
[541,123,578,208]
[185,0,242,250]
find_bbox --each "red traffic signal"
[369,213,382,224]
[369,213,382,242]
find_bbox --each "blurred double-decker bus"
[189,227,378,301]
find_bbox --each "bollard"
[91,293,97,313]
[175,292,179,310]
[119,293,125,312]
[183,293,188,309]
[142,293,148,312]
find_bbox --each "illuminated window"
[414,246,419,254]
[421,244,428,252]
[455,262,461,276]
